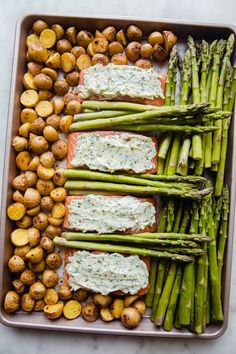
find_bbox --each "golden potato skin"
[51,24,65,39]
[40,236,55,253]
[28,42,48,63]
[28,227,40,246]
[36,179,55,196]
[33,73,53,90]
[66,26,77,44]
[93,294,112,308]
[121,307,141,329]
[34,299,46,311]
[4,291,20,313]
[108,41,123,57]
[56,39,72,54]
[14,245,32,260]
[26,246,44,263]
[8,255,25,273]
[24,188,41,208]
[33,20,49,35]
[111,53,128,65]
[102,26,116,42]
[126,42,141,62]
[140,43,153,59]
[71,46,86,59]
[12,136,28,152]
[16,215,32,229]
[28,259,46,273]
[126,25,142,42]
[33,212,48,230]
[77,30,94,48]
[65,100,82,115]
[65,71,80,87]
[133,300,146,315]
[45,252,62,269]
[44,300,64,320]
[153,43,168,62]
[135,59,152,69]
[82,302,99,322]
[41,269,59,288]
[20,269,36,285]
[45,224,62,239]
[40,151,55,168]
[12,279,25,295]
[148,31,164,46]
[53,169,66,186]
[58,285,72,301]
[29,281,47,300]
[51,140,68,160]
[41,196,54,212]
[30,136,49,154]
[91,54,109,66]
[46,114,61,130]
[54,79,69,96]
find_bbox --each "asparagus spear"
[158,133,173,160]
[212,35,234,165]
[154,262,178,326]
[163,265,182,331]
[207,196,224,321]
[200,40,209,102]
[62,232,201,248]
[139,174,207,185]
[145,257,158,307]
[53,237,194,262]
[108,123,217,133]
[151,259,167,321]
[202,40,217,102]
[215,60,236,196]
[166,200,175,232]
[165,46,178,106]
[63,231,211,242]
[63,169,197,191]
[217,186,229,285]
[167,133,181,175]
[74,110,131,121]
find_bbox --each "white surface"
[0,0,236,353]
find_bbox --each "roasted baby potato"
[16,151,32,171]
[51,202,66,219]
[44,288,59,305]
[56,39,72,54]
[33,212,48,230]
[126,25,142,42]
[65,70,80,86]
[20,269,36,285]
[33,73,53,90]
[7,202,26,221]
[16,215,32,229]
[46,114,61,129]
[28,42,48,63]
[51,23,65,39]
[65,100,82,115]
[28,259,46,273]
[19,122,31,138]
[93,294,112,308]
[72,288,89,302]
[39,151,55,169]
[102,26,116,42]
[26,246,44,263]
[26,34,40,48]
[13,190,25,203]
[12,136,28,152]
[111,53,128,65]
[108,41,123,57]
[58,285,72,301]
[38,89,53,101]
[52,99,65,115]
[44,300,64,319]
[153,43,168,62]
[116,29,127,46]
[36,179,55,195]
[41,196,54,212]
[28,156,40,171]
[66,26,77,44]
[54,79,69,96]
[45,224,62,239]
[76,54,92,70]
[121,307,141,329]
[50,187,67,202]
[63,92,77,105]
[8,255,25,272]
[12,279,25,295]
[140,43,153,58]
[28,227,41,246]
[148,31,164,46]
[35,100,53,118]
[135,59,152,69]
[33,20,49,35]
[63,300,81,320]
[92,36,108,54]
[110,298,124,319]
[20,89,39,108]
[91,54,109,66]
[51,140,68,160]
[87,42,96,57]
[71,46,86,58]
[41,67,58,81]
[21,107,38,123]
[124,295,139,308]
[40,236,54,253]
[41,269,59,288]
[43,126,59,143]
[34,299,46,311]
[133,300,146,315]
[30,135,49,154]
[25,170,38,187]
[10,228,29,247]
[23,72,37,90]
[77,30,94,48]
[39,29,57,49]
[163,31,177,52]
[37,163,55,180]
[45,252,62,269]
[24,188,41,208]
[46,52,61,69]
[125,42,141,62]
[28,61,43,76]
[4,291,20,313]
[100,308,114,322]
[14,245,31,260]
[26,205,41,217]
[29,281,47,300]
[61,52,76,73]
[59,115,73,133]
[53,169,66,186]
[82,302,99,322]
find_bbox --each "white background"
[0,0,236,353]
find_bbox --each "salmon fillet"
[63,248,151,296]
[63,195,156,233]
[67,131,158,174]
[77,69,166,106]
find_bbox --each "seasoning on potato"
[77,30,94,48]
[41,269,59,288]
[12,279,25,295]
[29,281,47,300]
[82,302,99,322]
[45,252,62,269]
[46,52,61,69]
[26,246,44,263]
[8,255,25,273]
[40,236,54,253]
[126,25,142,42]
[33,212,48,230]
[126,42,141,62]
[45,224,62,239]
[4,291,20,313]
[121,307,141,329]
[91,54,109,66]
[30,136,49,154]
[36,179,55,195]
[44,300,64,320]
[51,140,68,160]
[20,269,36,285]
[63,300,82,320]
[28,42,48,63]
[58,285,72,301]
[111,53,128,65]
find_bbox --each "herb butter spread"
[68,194,156,233]
[66,251,149,295]
[77,63,164,100]
[71,132,156,173]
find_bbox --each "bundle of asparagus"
[144,187,229,333]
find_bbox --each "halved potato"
[63,300,81,320]
[10,228,28,247]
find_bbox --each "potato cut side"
[20,90,39,108]
[44,288,58,305]
[76,54,92,71]
[100,308,114,322]
[26,34,39,48]
[63,300,81,320]
[23,72,37,90]
[10,229,29,247]
[44,300,64,319]
[35,100,53,118]
[40,29,57,48]
[7,203,26,221]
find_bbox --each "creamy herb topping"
[77,63,164,99]
[71,132,156,173]
[66,251,149,295]
[68,194,156,233]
